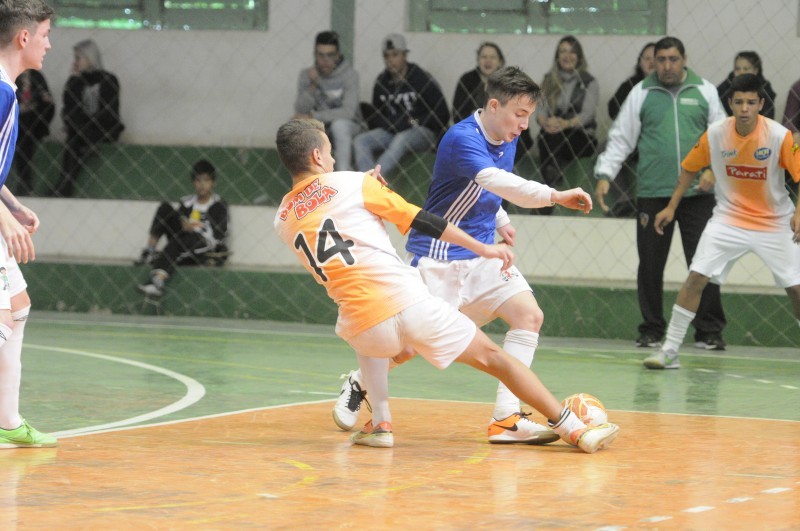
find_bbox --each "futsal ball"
[562,393,608,426]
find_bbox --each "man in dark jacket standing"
[353,33,449,179]
[53,39,124,197]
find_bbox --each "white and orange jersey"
[274,171,428,340]
[683,115,800,231]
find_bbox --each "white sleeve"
[700,79,728,124]
[475,168,554,208]
[495,206,510,228]
[595,84,643,181]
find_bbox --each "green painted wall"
[24,263,798,348]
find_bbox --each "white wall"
[39,0,800,147]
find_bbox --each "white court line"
[29,344,206,437]
[33,317,800,364]
[35,317,339,339]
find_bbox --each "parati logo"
[753,147,771,160]
[726,165,766,180]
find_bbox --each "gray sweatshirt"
[294,58,360,123]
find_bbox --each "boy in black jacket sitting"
[136,159,229,298]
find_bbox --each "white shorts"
[691,219,800,288]
[411,254,532,326]
[0,238,27,310]
[345,295,477,369]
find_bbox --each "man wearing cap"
[353,33,450,178]
[294,30,362,171]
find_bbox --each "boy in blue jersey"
[0,0,57,448]
[334,67,593,444]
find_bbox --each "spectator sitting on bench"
[136,159,229,298]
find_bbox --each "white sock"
[0,322,11,350]
[549,407,587,442]
[356,355,391,426]
[151,269,169,289]
[0,307,28,430]
[797,319,800,329]
[493,329,538,420]
[662,304,695,353]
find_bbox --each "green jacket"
[595,68,726,198]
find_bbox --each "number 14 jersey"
[274,172,429,340]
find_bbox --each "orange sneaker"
[350,420,393,448]
[488,412,559,444]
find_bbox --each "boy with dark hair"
[136,159,229,298]
[0,0,57,448]
[644,73,800,369]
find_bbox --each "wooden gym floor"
[2,312,797,529]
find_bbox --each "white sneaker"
[487,412,560,444]
[643,348,680,370]
[136,283,164,297]
[350,421,393,448]
[568,423,620,454]
[332,370,369,431]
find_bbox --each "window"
[408,0,667,35]
[52,0,268,30]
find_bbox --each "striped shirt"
[406,111,516,260]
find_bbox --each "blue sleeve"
[0,85,18,186]
[441,126,497,181]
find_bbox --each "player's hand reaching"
[9,203,39,234]
[654,207,676,235]
[496,223,516,246]
[481,242,515,271]
[698,169,716,192]
[0,204,35,263]
[552,187,592,214]
[365,164,388,187]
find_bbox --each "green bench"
[21,141,291,205]
[22,143,630,216]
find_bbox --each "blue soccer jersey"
[0,66,19,189]
[406,111,517,260]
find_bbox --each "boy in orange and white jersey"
[644,74,800,369]
[274,118,620,452]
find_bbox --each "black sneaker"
[636,333,661,348]
[695,334,726,351]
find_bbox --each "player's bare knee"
[10,291,31,314]
[456,332,502,372]
[684,271,710,295]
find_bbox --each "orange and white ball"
[562,393,608,426]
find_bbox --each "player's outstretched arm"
[551,187,592,214]
[411,209,514,270]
